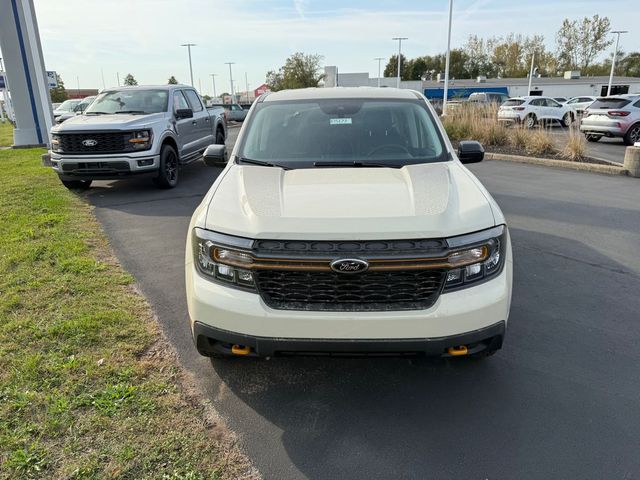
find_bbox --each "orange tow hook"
[231,345,251,356]
[447,345,469,356]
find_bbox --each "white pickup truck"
[186,87,512,360]
[49,85,226,189]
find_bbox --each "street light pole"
[225,62,235,102]
[392,37,407,88]
[527,52,535,95]
[210,74,217,98]
[374,57,384,87]
[180,43,196,86]
[245,72,249,103]
[607,30,628,97]
[442,0,454,116]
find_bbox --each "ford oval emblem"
[82,139,98,147]
[330,258,369,274]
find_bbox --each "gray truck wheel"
[60,179,92,190]
[215,129,225,145]
[153,144,179,189]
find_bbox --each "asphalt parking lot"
[549,124,629,164]
[87,128,640,479]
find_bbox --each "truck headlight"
[128,130,152,150]
[192,228,257,291]
[443,225,507,290]
[51,134,61,152]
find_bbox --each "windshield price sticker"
[330,118,352,125]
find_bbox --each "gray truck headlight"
[192,228,257,290]
[128,130,152,150]
[51,134,61,152]
[443,225,507,290]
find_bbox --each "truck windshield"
[85,89,169,114]
[238,98,448,169]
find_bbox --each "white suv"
[186,88,513,359]
[498,96,574,128]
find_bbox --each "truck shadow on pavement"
[209,228,640,480]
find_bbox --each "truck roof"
[100,84,192,92]
[262,87,421,102]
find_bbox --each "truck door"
[184,89,214,153]
[173,90,196,157]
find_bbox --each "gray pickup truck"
[49,85,226,189]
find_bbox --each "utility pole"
[374,57,384,87]
[225,62,235,102]
[116,72,120,86]
[100,68,106,90]
[210,73,217,98]
[442,0,454,116]
[392,37,407,88]
[76,76,80,96]
[607,30,628,96]
[245,72,249,103]
[198,77,202,94]
[180,43,196,86]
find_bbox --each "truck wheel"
[585,134,600,143]
[61,179,92,190]
[623,124,640,146]
[153,144,179,189]
[215,129,225,145]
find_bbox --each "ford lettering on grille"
[82,139,98,147]
[330,258,369,274]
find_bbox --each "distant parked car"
[53,99,81,121]
[468,92,510,105]
[553,97,568,104]
[579,94,640,145]
[55,96,96,123]
[498,96,574,128]
[566,96,596,116]
[208,102,248,122]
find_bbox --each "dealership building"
[322,66,640,100]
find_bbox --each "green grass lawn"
[0,122,12,147]
[0,149,255,479]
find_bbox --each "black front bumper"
[193,321,506,358]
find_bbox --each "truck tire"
[153,144,179,189]
[215,128,225,145]
[60,179,92,190]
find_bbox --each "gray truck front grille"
[57,132,129,154]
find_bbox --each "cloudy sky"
[21,0,640,96]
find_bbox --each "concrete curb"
[485,152,629,176]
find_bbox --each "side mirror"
[457,140,484,164]
[175,108,193,120]
[202,144,227,167]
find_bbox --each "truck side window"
[184,90,204,112]
[174,91,189,112]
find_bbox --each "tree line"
[385,15,639,81]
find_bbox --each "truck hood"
[204,162,497,240]
[53,113,165,131]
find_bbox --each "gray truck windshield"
[85,89,169,114]
[238,99,447,168]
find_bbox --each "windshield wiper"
[84,111,109,115]
[313,161,399,168]
[114,110,148,114]
[236,157,291,170]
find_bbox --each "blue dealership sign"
[423,86,509,100]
